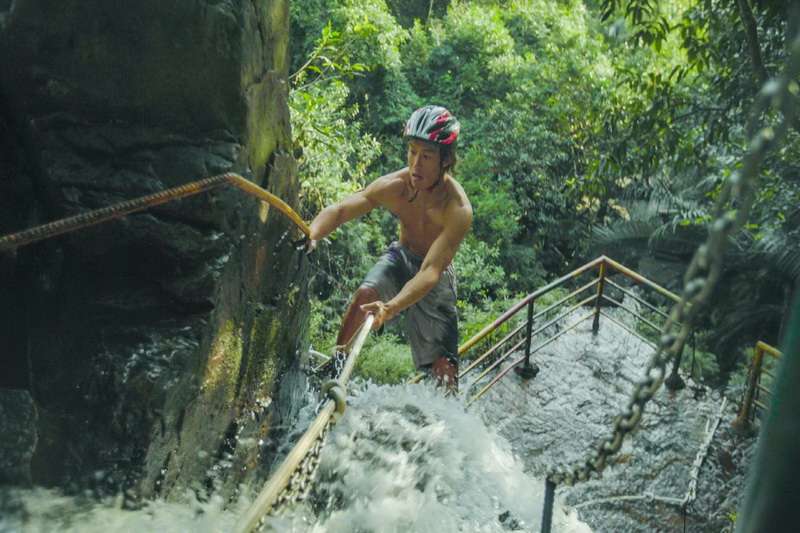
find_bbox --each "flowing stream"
[1,380,590,532]
[0,298,753,532]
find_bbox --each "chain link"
[547,30,800,487]
[310,349,348,414]
[258,347,349,525]
[267,422,332,518]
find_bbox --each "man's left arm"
[363,204,472,327]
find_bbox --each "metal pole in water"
[541,478,556,533]
[592,261,606,334]
[515,299,539,379]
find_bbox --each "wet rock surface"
[473,303,756,532]
[0,0,306,498]
[0,390,38,485]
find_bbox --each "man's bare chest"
[390,202,446,238]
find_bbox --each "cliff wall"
[0,0,307,499]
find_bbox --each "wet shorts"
[361,242,459,370]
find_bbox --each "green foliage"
[681,347,721,383]
[355,333,416,384]
[535,287,571,310]
[291,0,798,395]
[457,147,521,246]
[453,236,507,303]
[292,82,381,215]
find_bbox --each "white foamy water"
[1,382,590,532]
[267,381,589,532]
[0,488,245,533]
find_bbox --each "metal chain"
[267,422,332,517]
[547,31,800,487]
[262,347,349,522]
[310,349,348,414]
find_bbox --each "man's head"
[403,105,460,190]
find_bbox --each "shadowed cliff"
[0,0,308,500]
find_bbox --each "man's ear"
[441,151,453,170]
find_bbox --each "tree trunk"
[737,0,769,86]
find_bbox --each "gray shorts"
[361,242,458,369]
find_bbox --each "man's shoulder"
[366,168,410,203]
[444,176,473,218]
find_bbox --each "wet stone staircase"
[473,303,756,532]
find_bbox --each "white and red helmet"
[403,105,460,146]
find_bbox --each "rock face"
[0,0,307,497]
[0,390,38,485]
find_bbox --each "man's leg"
[431,355,458,393]
[336,286,380,347]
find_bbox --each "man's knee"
[353,286,380,306]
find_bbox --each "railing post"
[732,344,765,433]
[592,261,606,334]
[665,329,688,390]
[515,298,539,379]
[540,478,556,533]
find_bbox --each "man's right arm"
[307,173,401,246]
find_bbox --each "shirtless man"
[307,105,472,389]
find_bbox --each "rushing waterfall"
[1,380,590,532]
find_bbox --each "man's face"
[407,139,442,191]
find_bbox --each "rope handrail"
[234,314,375,533]
[0,172,310,252]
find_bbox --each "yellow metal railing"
[732,340,782,432]
[235,315,375,532]
[0,172,310,252]
[457,256,686,405]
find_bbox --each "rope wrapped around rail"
[234,314,375,533]
[0,172,310,252]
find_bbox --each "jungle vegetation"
[289,0,799,386]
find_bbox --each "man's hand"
[299,235,329,254]
[360,300,394,329]
[305,238,318,254]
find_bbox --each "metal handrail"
[601,294,662,333]
[458,256,685,404]
[458,322,526,379]
[532,278,600,324]
[601,256,681,302]
[457,256,606,356]
[235,314,375,532]
[465,293,598,386]
[732,340,782,432]
[604,278,671,321]
[0,172,310,252]
[598,310,656,349]
[466,312,595,405]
